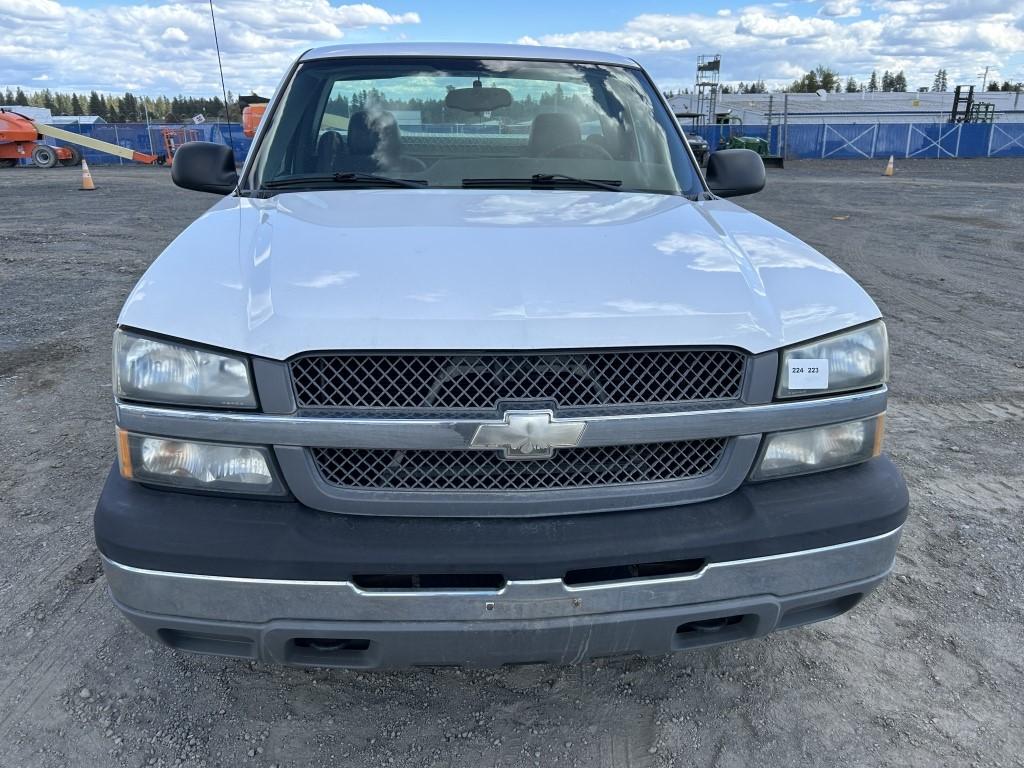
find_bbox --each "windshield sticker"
[788,360,829,390]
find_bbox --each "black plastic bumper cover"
[94,457,908,581]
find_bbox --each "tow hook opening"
[292,637,371,652]
[673,613,758,649]
[284,637,375,667]
[677,615,745,634]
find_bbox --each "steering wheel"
[397,155,428,172]
[541,142,613,160]
[379,155,428,174]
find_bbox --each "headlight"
[117,429,284,494]
[114,329,255,408]
[777,321,888,398]
[751,416,884,481]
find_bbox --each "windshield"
[249,56,700,196]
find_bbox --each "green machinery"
[717,114,785,168]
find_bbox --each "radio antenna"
[208,0,234,148]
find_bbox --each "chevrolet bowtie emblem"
[470,410,587,460]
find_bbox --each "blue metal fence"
[36,121,252,165]
[692,122,1024,159]
[29,119,1024,165]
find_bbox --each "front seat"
[346,109,402,172]
[528,113,581,156]
[315,130,345,173]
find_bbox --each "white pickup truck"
[95,43,907,668]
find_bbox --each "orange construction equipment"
[239,94,270,138]
[0,108,158,168]
[160,126,202,165]
[242,102,267,138]
[1,109,78,167]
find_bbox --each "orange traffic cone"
[883,155,895,177]
[80,159,96,191]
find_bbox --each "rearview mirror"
[705,149,766,198]
[171,142,239,194]
[444,83,512,113]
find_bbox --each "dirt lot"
[1,159,1021,768]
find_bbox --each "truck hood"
[120,189,880,360]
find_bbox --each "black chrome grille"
[290,349,745,413]
[311,438,727,492]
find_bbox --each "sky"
[1,0,1022,99]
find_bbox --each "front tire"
[31,145,59,169]
[59,147,82,167]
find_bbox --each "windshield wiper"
[462,174,624,193]
[263,172,427,190]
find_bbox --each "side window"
[319,82,352,137]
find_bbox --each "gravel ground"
[0,158,1021,768]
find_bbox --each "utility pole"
[978,66,991,92]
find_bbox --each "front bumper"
[104,529,899,667]
[95,457,908,667]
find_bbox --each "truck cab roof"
[300,42,639,67]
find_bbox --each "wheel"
[31,144,59,169]
[0,158,17,168]
[58,147,82,167]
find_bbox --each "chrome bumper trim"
[114,387,887,450]
[102,526,902,624]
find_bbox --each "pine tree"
[87,91,107,119]
[71,93,83,115]
[845,77,859,93]
[815,65,840,93]
[121,91,139,121]
[867,71,879,92]
[14,87,29,106]
[893,71,908,92]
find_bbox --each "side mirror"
[705,149,766,198]
[171,142,238,194]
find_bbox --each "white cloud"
[161,27,188,43]
[0,1,420,96]
[820,1,862,18]
[1,0,1021,100]
[517,2,1024,92]
[0,0,65,21]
